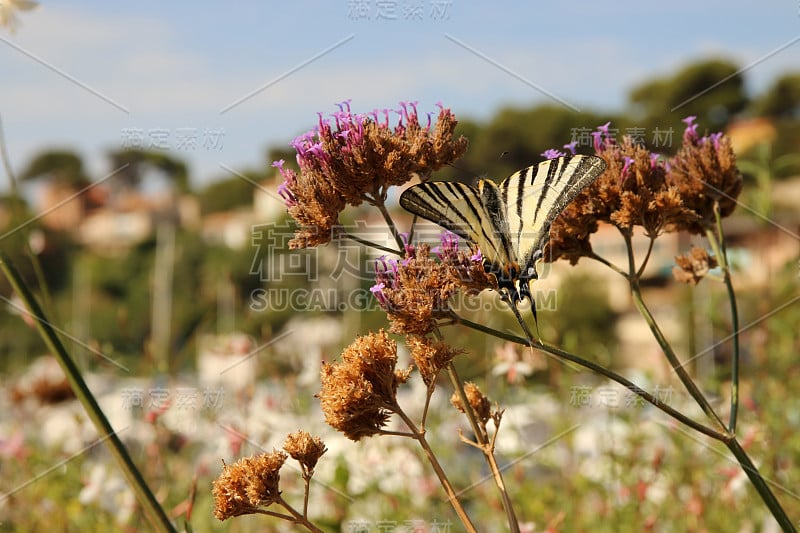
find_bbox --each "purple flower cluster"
[370,255,402,308]
[272,100,435,208]
[370,231,486,310]
[682,115,723,150]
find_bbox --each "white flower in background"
[196,332,258,390]
[0,0,38,33]
[79,461,136,525]
[272,316,341,386]
[491,342,546,384]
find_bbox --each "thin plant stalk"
[620,231,728,432]
[725,438,796,533]
[274,495,325,533]
[446,360,520,533]
[705,202,741,433]
[335,227,401,256]
[392,406,478,533]
[371,194,406,251]
[447,311,728,441]
[0,253,176,533]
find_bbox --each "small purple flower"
[563,141,578,155]
[542,148,566,160]
[397,101,409,122]
[597,122,612,136]
[271,159,286,174]
[277,182,296,207]
[649,153,660,169]
[682,115,698,143]
[388,258,400,276]
[591,130,604,153]
[335,99,352,113]
[399,232,415,256]
[375,255,388,274]
[470,248,483,262]
[370,282,388,306]
[709,132,723,150]
[621,156,635,181]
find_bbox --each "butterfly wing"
[499,155,606,280]
[399,155,606,305]
[399,180,515,271]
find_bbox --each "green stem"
[447,312,728,441]
[372,194,406,251]
[587,251,628,279]
[635,235,656,279]
[706,204,741,434]
[725,438,796,532]
[335,228,401,255]
[439,327,519,532]
[619,229,727,432]
[393,405,478,533]
[0,254,176,533]
[629,281,727,432]
[275,494,325,533]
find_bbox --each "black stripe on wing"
[399,181,510,267]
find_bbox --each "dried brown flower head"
[371,235,498,335]
[212,451,288,521]
[545,118,742,265]
[451,381,492,425]
[673,246,718,285]
[274,101,468,248]
[407,335,463,386]
[666,122,742,234]
[319,330,410,441]
[283,431,327,473]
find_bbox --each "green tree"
[20,149,89,187]
[452,105,610,182]
[629,58,748,133]
[198,173,259,215]
[107,149,190,193]
[753,72,800,119]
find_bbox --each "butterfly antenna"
[530,300,542,341]
[503,293,581,372]
[506,297,539,347]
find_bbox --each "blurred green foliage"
[20,149,90,187]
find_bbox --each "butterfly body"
[400,155,606,305]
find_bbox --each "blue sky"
[2,1,799,189]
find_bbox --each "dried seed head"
[283,431,327,473]
[274,101,468,248]
[451,381,492,425]
[545,119,741,265]
[319,330,407,441]
[212,451,287,521]
[672,246,718,285]
[407,335,462,386]
[371,234,497,335]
